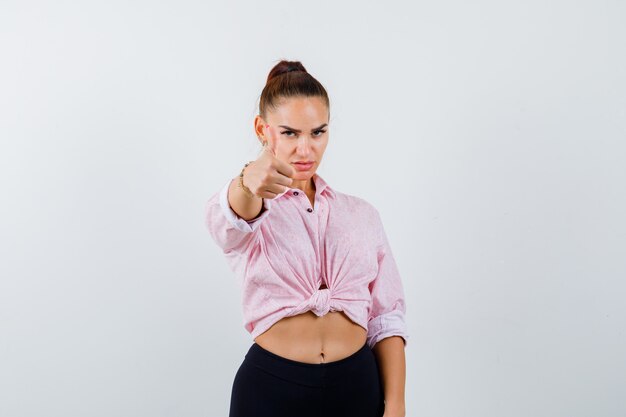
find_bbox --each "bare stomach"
[253,310,368,364]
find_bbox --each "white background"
[1,1,625,416]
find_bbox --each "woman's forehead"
[271,97,328,118]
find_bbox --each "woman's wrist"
[237,161,258,199]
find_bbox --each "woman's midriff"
[253,310,368,364]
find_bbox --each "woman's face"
[255,96,329,181]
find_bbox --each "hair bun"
[267,60,308,83]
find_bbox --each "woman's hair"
[259,60,330,120]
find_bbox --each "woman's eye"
[280,130,326,137]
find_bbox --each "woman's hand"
[383,408,406,417]
[243,124,295,199]
[383,400,406,417]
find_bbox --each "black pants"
[228,341,385,417]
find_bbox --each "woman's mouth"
[293,161,314,171]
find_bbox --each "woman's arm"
[372,336,406,417]
[366,207,409,416]
[204,177,271,254]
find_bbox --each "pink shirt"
[204,172,409,349]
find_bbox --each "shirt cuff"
[218,179,271,233]
[366,309,409,349]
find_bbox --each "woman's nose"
[296,137,314,154]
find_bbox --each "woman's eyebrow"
[278,123,328,133]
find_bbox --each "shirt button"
[307,208,313,213]
[293,191,299,196]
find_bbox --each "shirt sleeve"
[366,209,410,349]
[204,178,271,254]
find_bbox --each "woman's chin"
[293,170,315,179]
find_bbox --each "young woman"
[205,60,409,417]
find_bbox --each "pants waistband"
[244,341,374,387]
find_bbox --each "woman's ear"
[253,115,267,145]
